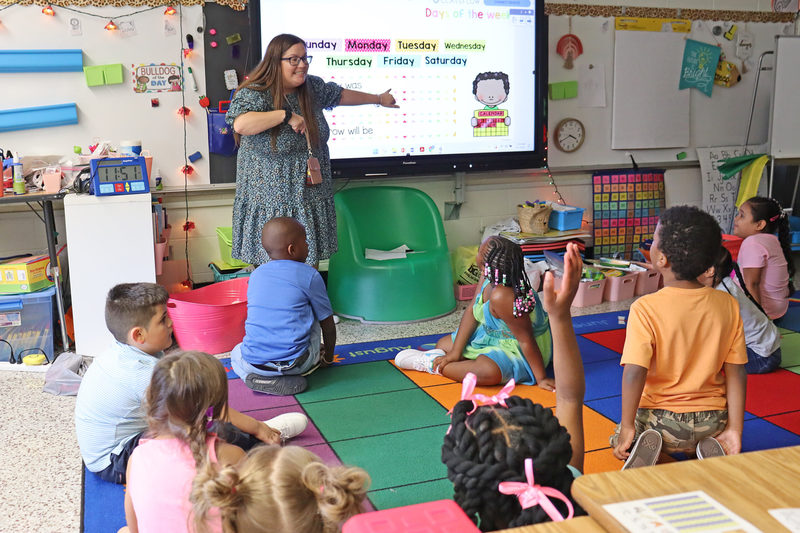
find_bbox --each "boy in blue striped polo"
[74,283,308,484]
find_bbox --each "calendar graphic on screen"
[592,170,666,259]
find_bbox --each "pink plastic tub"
[554,275,606,307]
[632,263,662,296]
[603,271,638,302]
[166,277,249,354]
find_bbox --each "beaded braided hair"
[482,236,535,317]
[441,396,582,531]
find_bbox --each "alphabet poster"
[131,63,182,93]
[697,144,766,233]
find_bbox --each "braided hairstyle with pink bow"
[441,394,582,531]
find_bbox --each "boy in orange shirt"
[611,206,748,468]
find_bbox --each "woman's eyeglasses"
[281,56,313,66]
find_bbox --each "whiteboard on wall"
[611,31,689,149]
[547,16,792,170]
[0,5,209,187]
[769,35,800,160]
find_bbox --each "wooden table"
[571,445,800,532]
[497,516,607,532]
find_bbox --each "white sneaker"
[264,412,308,440]
[333,315,340,324]
[394,349,445,374]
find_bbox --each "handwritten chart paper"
[698,145,766,233]
[603,491,760,533]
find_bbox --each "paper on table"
[578,64,606,108]
[603,490,760,533]
[365,245,411,261]
[769,508,800,532]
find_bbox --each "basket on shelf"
[517,203,553,235]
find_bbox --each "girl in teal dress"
[396,236,554,389]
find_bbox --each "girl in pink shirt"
[733,196,794,320]
[119,352,246,533]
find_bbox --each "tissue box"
[0,254,60,294]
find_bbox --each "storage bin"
[548,205,585,231]
[603,271,638,302]
[216,227,249,268]
[632,263,662,296]
[554,275,606,307]
[166,278,248,354]
[454,283,478,301]
[209,262,251,283]
[0,286,55,362]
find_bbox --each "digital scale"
[89,156,150,196]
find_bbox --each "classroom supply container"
[0,253,60,294]
[603,271,638,302]
[548,205,585,231]
[166,277,248,354]
[215,227,249,268]
[209,262,251,283]
[721,234,743,262]
[554,275,606,307]
[343,500,480,533]
[517,203,552,234]
[633,265,662,296]
[0,286,55,362]
[789,216,800,244]
[454,283,478,301]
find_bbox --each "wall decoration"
[131,63,182,93]
[679,39,721,97]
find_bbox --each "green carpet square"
[368,479,454,510]
[303,388,449,441]
[331,425,449,491]
[779,328,795,336]
[780,334,800,368]
[297,361,415,403]
[786,366,800,376]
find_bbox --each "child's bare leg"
[441,355,502,385]
[435,334,454,352]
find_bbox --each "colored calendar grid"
[592,170,666,259]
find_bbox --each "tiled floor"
[0,297,634,532]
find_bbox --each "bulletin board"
[0,5,209,188]
[546,12,794,170]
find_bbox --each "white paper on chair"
[603,491,760,533]
[365,245,411,261]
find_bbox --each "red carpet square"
[745,369,800,417]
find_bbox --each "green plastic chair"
[328,186,456,323]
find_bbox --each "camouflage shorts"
[610,409,728,454]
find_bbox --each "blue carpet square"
[742,418,800,452]
[577,336,623,364]
[82,467,125,533]
[572,311,629,335]
[583,359,623,402]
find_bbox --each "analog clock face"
[555,119,585,152]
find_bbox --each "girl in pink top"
[733,196,794,320]
[119,352,246,533]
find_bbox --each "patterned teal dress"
[225,75,343,265]
[452,279,552,385]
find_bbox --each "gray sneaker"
[696,437,726,459]
[245,374,307,396]
[622,429,662,470]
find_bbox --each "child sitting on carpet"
[75,283,305,485]
[230,217,337,396]
[611,206,748,468]
[441,242,585,531]
[396,235,553,389]
[733,196,794,320]
[699,247,782,374]
[121,351,245,533]
[190,445,370,533]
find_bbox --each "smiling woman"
[225,33,399,266]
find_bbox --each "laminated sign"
[679,39,721,97]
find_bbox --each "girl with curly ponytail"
[442,243,587,531]
[191,445,370,533]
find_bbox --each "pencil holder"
[517,203,552,235]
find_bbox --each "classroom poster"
[131,63,182,93]
[679,39,721,97]
[697,144,766,233]
[592,169,666,259]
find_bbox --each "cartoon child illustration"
[168,74,182,92]
[135,75,150,93]
[471,72,510,136]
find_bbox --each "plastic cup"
[119,140,142,156]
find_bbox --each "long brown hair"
[145,351,229,468]
[191,445,370,533]
[236,33,320,150]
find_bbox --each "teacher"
[226,33,398,266]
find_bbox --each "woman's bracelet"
[375,93,382,107]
